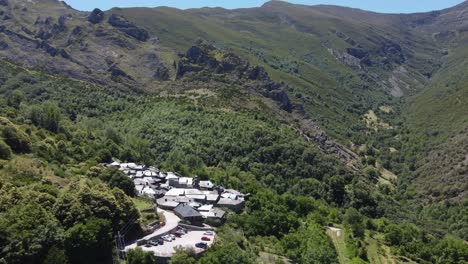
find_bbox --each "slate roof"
[199,181,214,189]
[174,203,202,219]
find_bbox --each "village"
[105,161,246,261]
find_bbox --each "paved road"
[125,209,180,251]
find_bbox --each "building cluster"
[106,161,245,224]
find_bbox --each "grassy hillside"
[111,2,434,143]
[402,31,468,201]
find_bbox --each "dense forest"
[0,56,466,264]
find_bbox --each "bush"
[127,247,155,264]
[27,102,62,133]
[1,126,32,153]
[0,140,12,160]
[98,167,136,197]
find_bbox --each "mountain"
[112,0,467,201]
[0,0,467,263]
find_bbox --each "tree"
[0,203,64,264]
[344,208,365,239]
[64,218,113,264]
[27,102,62,132]
[44,246,69,264]
[127,248,155,264]
[199,243,255,264]
[53,180,138,230]
[282,222,338,264]
[99,167,136,197]
[41,102,62,133]
[1,125,32,153]
[432,236,468,264]
[169,246,196,264]
[6,90,24,109]
[327,175,345,205]
[0,140,12,160]
[98,149,113,163]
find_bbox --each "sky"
[63,0,465,13]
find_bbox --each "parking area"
[145,230,215,257]
[126,228,216,257]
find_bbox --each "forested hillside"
[0,0,466,263]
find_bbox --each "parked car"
[201,236,211,241]
[144,244,152,248]
[169,234,176,240]
[149,241,158,246]
[174,232,182,238]
[203,231,214,236]
[157,239,164,245]
[162,235,172,242]
[195,242,208,249]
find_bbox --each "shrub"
[0,140,12,160]
[1,126,32,153]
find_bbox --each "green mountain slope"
[0,0,467,263]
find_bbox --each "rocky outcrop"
[145,53,170,81]
[335,31,357,46]
[346,48,368,59]
[37,41,58,56]
[55,16,67,32]
[434,30,457,42]
[328,48,361,68]
[378,42,405,65]
[292,105,359,165]
[263,83,292,112]
[247,66,269,81]
[88,8,104,24]
[176,63,203,78]
[154,66,169,81]
[67,26,82,45]
[34,16,67,40]
[215,53,246,73]
[109,65,133,80]
[0,40,8,50]
[177,42,293,112]
[108,14,132,28]
[108,14,149,41]
[186,46,218,68]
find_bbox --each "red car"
[201,236,211,241]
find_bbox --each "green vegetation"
[0,0,467,263]
[127,248,156,264]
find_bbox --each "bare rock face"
[328,48,361,68]
[187,46,218,69]
[88,8,104,24]
[108,14,149,41]
[108,14,132,28]
[109,65,133,80]
[346,48,368,59]
[145,53,170,81]
[37,41,58,56]
[263,83,292,112]
[0,40,8,50]
[248,66,269,81]
[154,66,169,81]
[378,42,405,65]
